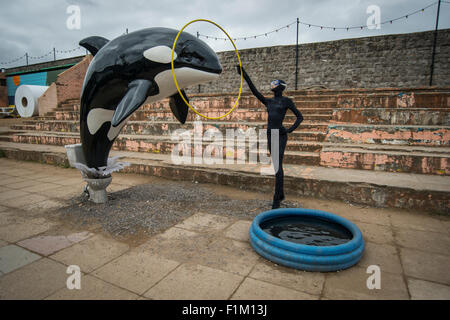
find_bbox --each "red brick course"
[55,55,92,105]
[0,73,8,108]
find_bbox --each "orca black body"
[79,27,222,168]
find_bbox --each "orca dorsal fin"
[79,36,109,56]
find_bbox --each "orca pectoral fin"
[79,36,109,56]
[169,90,189,124]
[111,79,153,127]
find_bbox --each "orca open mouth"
[176,63,222,76]
[200,65,222,75]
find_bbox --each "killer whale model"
[79,27,222,169]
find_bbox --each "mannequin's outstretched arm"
[236,66,266,105]
[284,100,303,134]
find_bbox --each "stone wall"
[0,73,7,107]
[187,29,450,94]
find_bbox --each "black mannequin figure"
[236,66,303,209]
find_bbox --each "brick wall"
[37,82,57,116]
[0,73,8,107]
[55,55,92,104]
[187,29,450,94]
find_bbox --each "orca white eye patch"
[143,46,177,64]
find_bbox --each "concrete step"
[292,95,338,102]
[333,108,450,126]
[291,100,336,108]
[326,123,450,147]
[47,109,333,122]
[6,129,447,173]
[2,131,320,166]
[336,92,450,109]
[288,87,450,97]
[0,141,448,214]
[291,131,327,142]
[51,102,334,114]
[54,98,337,114]
[11,120,330,136]
[320,146,450,176]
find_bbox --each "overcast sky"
[1,0,449,68]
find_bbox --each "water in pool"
[260,216,353,246]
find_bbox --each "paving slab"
[2,177,27,185]
[142,227,260,277]
[93,249,179,295]
[0,217,56,242]
[0,189,30,202]
[394,228,450,256]
[335,207,391,226]
[231,278,318,300]
[17,232,93,256]
[0,240,7,248]
[0,211,16,226]
[0,245,41,274]
[21,182,63,193]
[224,220,252,242]
[46,275,139,300]
[249,260,325,296]
[192,237,261,277]
[140,227,216,263]
[34,185,82,200]
[0,258,67,299]
[4,194,49,209]
[144,263,243,300]
[356,221,395,245]
[50,234,129,273]
[4,168,34,177]
[322,266,409,300]
[26,173,59,181]
[408,278,450,300]
[52,178,84,186]
[357,242,403,274]
[8,180,41,190]
[400,248,450,285]
[35,176,67,183]
[174,213,234,233]
[21,199,67,212]
[390,212,450,234]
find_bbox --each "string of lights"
[1,1,448,66]
[0,46,83,66]
[199,20,297,41]
[198,1,442,41]
[0,54,27,65]
[55,46,82,54]
[28,50,53,60]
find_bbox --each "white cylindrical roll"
[14,85,49,117]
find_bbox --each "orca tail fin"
[79,36,109,56]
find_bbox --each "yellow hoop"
[171,19,243,120]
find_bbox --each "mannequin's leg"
[272,133,287,209]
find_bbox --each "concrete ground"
[0,158,449,300]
